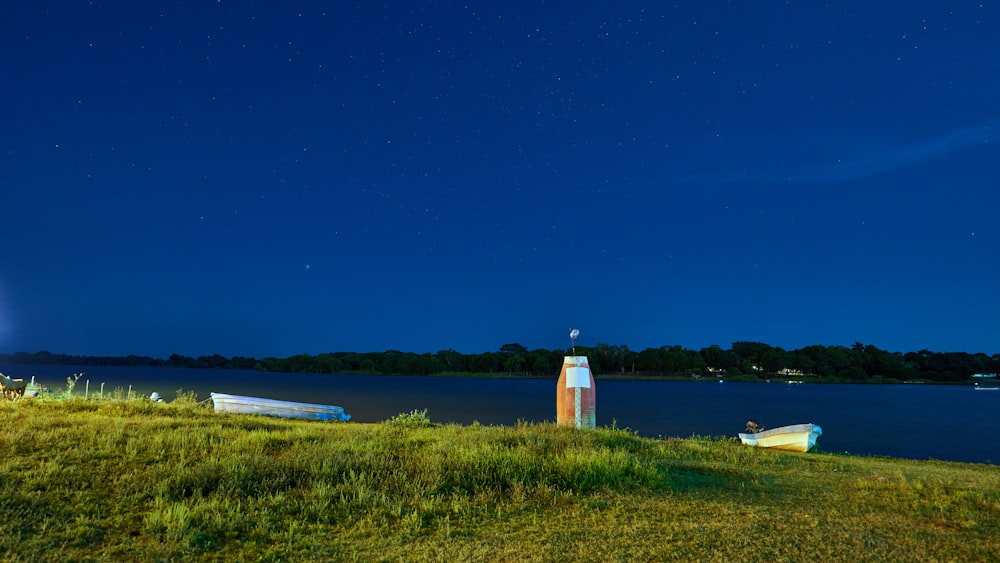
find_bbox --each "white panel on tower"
[565,366,591,388]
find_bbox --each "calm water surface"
[4,364,997,465]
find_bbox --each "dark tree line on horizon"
[2,342,998,384]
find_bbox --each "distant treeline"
[2,342,998,384]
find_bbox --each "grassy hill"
[1,396,998,561]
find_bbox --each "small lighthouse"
[556,329,595,428]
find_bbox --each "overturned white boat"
[210,392,350,422]
[739,423,822,453]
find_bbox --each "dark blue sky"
[2,2,997,358]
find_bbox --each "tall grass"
[1,398,997,561]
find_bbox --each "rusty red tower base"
[556,356,595,428]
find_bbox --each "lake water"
[3,364,997,465]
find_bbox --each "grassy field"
[1,394,998,562]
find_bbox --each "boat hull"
[210,392,350,422]
[739,423,822,453]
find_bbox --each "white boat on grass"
[210,392,351,422]
[739,423,822,453]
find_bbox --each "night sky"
[2,2,997,359]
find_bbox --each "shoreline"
[1,361,981,386]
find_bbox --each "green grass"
[1,396,998,562]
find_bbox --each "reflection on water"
[3,364,997,465]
